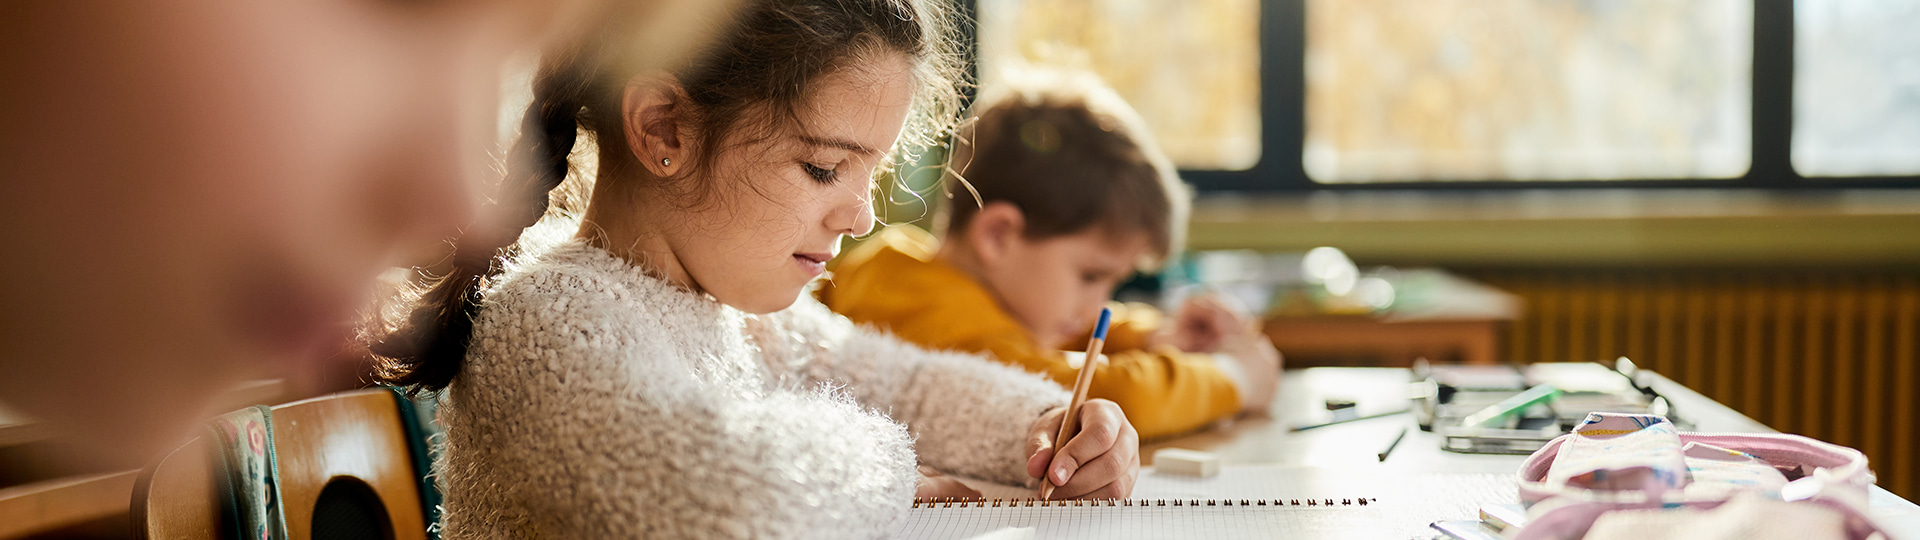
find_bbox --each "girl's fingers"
[1044,400,1140,500]
[1048,402,1123,485]
[1026,446,1054,481]
[1028,400,1140,499]
[1047,447,1128,499]
[1048,421,1141,500]
[1025,408,1065,480]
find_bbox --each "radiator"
[1463,269,1919,500]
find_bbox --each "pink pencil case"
[1510,413,1887,540]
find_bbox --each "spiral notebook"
[894,466,1402,540]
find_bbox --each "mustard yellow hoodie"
[819,226,1243,439]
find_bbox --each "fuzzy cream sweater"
[435,235,1069,539]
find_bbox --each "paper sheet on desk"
[923,465,1518,540]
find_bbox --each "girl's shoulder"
[486,230,714,323]
[466,234,754,393]
[475,229,740,359]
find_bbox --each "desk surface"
[1137,367,1920,539]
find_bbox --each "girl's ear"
[622,72,691,177]
[966,202,1026,267]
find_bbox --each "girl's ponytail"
[369,56,590,392]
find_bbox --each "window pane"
[1304,0,1753,182]
[976,0,1261,171]
[1793,0,1920,177]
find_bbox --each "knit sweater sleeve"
[750,295,1070,486]
[444,267,918,539]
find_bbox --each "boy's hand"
[1172,293,1282,413]
[1024,399,1139,500]
[914,466,983,501]
[1171,294,1254,353]
[1218,334,1283,413]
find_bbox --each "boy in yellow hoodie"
[821,69,1281,439]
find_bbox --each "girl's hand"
[914,466,982,501]
[1024,399,1140,500]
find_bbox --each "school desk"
[1135,367,1920,538]
[1262,270,1521,367]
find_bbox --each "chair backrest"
[389,390,444,540]
[132,389,428,540]
[271,389,427,540]
[131,437,224,540]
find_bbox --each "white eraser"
[1152,448,1221,477]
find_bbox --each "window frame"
[964,0,1920,192]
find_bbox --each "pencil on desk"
[1040,307,1111,500]
[1378,426,1409,462]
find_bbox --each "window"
[1303,0,1753,182]
[1793,0,1920,177]
[968,0,1920,190]
[976,0,1263,170]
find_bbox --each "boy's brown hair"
[942,68,1190,269]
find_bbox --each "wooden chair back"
[271,389,426,540]
[133,389,427,540]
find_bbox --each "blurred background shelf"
[1188,189,1920,266]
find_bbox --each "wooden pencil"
[1040,307,1111,500]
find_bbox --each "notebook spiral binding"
[909,497,1378,508]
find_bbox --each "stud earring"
[661,158,671,167]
